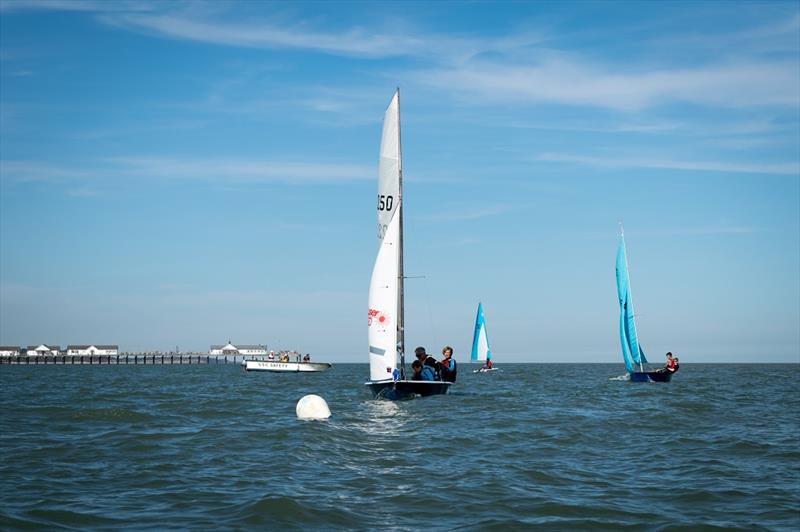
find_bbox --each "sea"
[1,363,798,530]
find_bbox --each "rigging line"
[423,275,439,350]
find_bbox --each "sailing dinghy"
[471,302,497,373]
[616,227,676,382]
[365,89,451,399]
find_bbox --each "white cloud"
[419,204,513,222]
[0,0,156,13]
[537,152,800,176]
[416,55,800,111]
[0,157,374,184]
[98,11,545,61]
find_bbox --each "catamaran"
[471,302,497,373]
[365,89,451,399]
[616,227,676,382]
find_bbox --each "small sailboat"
[616,227,676,382]
[365,89,451,399]
[471,302,497,373]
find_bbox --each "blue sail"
[470,302,491,362]
[616,232,644,372]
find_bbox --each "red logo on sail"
[368,308,390,328]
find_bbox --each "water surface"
[1,363,798,530]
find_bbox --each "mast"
[396,88,406,379]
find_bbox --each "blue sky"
[1,0,798,363]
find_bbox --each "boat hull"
[366,379,451,400]
[243,360,332,372]
[630,369,675,382]
[473,367,498,373]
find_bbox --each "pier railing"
[0,354,274,365]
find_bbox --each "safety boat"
[243,360,332,372]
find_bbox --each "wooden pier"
[0,354,257,365]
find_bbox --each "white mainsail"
[368,90,402,382]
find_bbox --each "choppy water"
[1,363,798,530]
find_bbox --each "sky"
[0,0,798,363]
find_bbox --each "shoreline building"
[25,345,61,356]
[66,345,119,356]
[0,346,21,357]
[209,342,267,356]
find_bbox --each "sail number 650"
[377,194,394,211]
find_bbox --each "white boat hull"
[473,367,498,373]
[243,360,332,372]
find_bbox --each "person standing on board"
[440,345,457,383]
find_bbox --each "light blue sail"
[470,302,492,362]
[616,232,646,373]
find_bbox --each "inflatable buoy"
[296,394,331,420]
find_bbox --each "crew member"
[440,345,457,383]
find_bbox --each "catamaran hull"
[473,367,498,373]
[366,380,451,400]
[630,370,675,382]
[243,360,332,372]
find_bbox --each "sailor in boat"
[411,359,435,381]
[439,345,457,383]
[414,347,441,380]
[303,353,311,362]
[656,352,678,374]
[268,352,275,361]
[481,359,493,371]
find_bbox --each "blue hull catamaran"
[616,227,675,383]
[365,89,451,399]
[471,302,497,373]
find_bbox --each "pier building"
[0,346,21,357]
[209,342,267,356]
[25,345,61,356]
[66,345,119,356]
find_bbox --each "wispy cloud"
[98,11,546,61]
[418,203,514,222]
[0,0,157,13]
[1,157,374,184]
[5,1,797,114]
[537,152,800,176]
[416,55,800,111]
[117,10,799,112]
[581,225,760,240]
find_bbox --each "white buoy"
[296,394,331,420]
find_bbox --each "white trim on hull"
[243,360,332,372]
